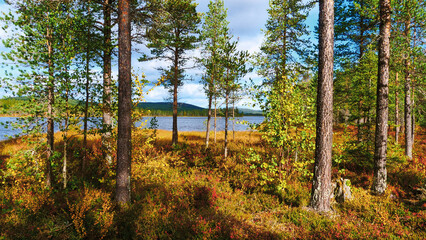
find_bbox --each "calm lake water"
[0,116,264,141]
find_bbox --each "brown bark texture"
[116,0,132,204]
[224,90,229,158]
[310,0,334,213]
[372,0,391,195]
[172,48,179,145]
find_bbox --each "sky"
[0,0,319,109]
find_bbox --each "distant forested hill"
[0,98,263,117]
[137,102,264,116]
[137,102,208,116]
[137,102,204,111]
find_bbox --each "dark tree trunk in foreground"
[46,27,54,188]
[172,48,179,145]
[372,0,391,195]
[103,0,113,164]
[116,0,132,204]
[224,89,229,158]
[310,0,334,213]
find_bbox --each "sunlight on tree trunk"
[46,26,54,189]
[103,0,113,165]
[116,0,132,204]
[372,0,391,195]
[310,0,334,213]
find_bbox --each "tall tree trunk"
[357,100,362,142]
[224,89,229,158]
[63,70,70,190]
[281,13,287,81]
[83,21,90,175]
[205,89,212,149]
[404,60,413,158]
[63,102,69,189]
[411,85,415,147]
[359,0,365,58]
[372,0,391,195]
[310,0,334,213]
[232,99,235,141]
[172,48,179,145]
[116,0,132,204]
[395,72,400,144]
[46,27,54,189]
[103,0,113,164]
[404,19,413,159]
[366,77,372,153]
[214,96,217,144]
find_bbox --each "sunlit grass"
[0,127,425,239]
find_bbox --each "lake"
[0,116,264,141]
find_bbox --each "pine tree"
[310,0,334,213]
[145,0,201,145]
[116,0,132,204]
[200,0,229,149]
[257,0,313,83]
[392,0,426,159]
[334,0,379,144]
[1,0,85,188]
[372,0,391,195]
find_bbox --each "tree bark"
[310,0,334,213]
[116,0,132,204]
[404,19,413,159]
[205,89,212,149]
[395,72,400,144]
[172,47,179,145]
[103,0,113,164]
[372,0,391,195]
[224,89,229,158]
[232,99,235,141]
[411,85,415,148]
[214,96,217,144]
[404,15,413,159]
[46,27,54,189]
[63,74,69,189]
[404,59,413,159]
[83,15,91,175]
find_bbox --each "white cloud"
[237,34,264,54]
[0,0,318,110]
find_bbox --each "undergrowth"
[0,127,425,239]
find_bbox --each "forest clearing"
[0,126,425,239]
[0,0,425,239]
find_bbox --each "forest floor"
[0,126,425,239]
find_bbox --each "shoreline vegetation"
[0,98,264,117]
[0,126,425,239]
[0,0,424,238]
